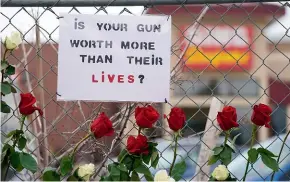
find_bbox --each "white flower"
[4,31,22,50]
[154,170,175,182]
[212,165,230,181]
[77,163,95,181]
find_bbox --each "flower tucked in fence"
[77,163,95,181]
[19,93,43,116]
[154,170,175,182]
[211,165,230,181]
[90,112,114,138]
[4,31,22,50]
[217,106,239,131]
[251,103,272,128]
[164,107,186,132]
[127,134,149,155]
[135,105,160,128]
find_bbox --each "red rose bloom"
[135,105,159,128]
[19,93,43,116]
[251,104,272,128]
[217,106,239,131]
[90,112,114,138]
[165,107,186,132]
[126,135,149,155]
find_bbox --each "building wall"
[149,4,290,143]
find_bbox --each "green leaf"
[6,65,15,75]
[118,149,128,162]
[100,175,113,181]
[144,174,154,182]
[67,175,78,181]
[220,146,232,166]
[148,142,158,147]
[1,82,11,94]
[134,163,151,176]
[171,160,186,181]
[120,171,130,181]
[151,150,158,163]
[59,155,73,176]
[208,155,219,165]
[133,158,142,169]
[19,152,38,173]
[6,130,17,138]
[151,154,159,168]
[248,148,259,164]
[230,133,241,150]
[123,155,134,170]
[10,85,17,93]
[110,165,121,181]
[213,146,223,155]
[1,61,8,70]
[18,136,27,150]
[42,170,61,181]
[117,163,127,172]
[131,171,140,181]
[108,162,118,172]
[142,153,151,165]
[257,148,278,157]
[260,153,279,172]
[10,152,24,172]
[1,101,11,113]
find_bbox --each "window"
[270,105,287,135]
[174,78,260,97]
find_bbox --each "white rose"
[154,170,175,182]
[4,31,22,50]
[212,165,230,181]
[77,163,95,181]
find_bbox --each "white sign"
[57,14,171,102]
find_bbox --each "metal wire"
[1,0,290,181]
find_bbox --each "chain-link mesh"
[1,0,290,181]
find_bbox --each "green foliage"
[43,169,61,181]
[208,142,236,166]
[131,171,140,181]
[60,156,73,176]
[1,101,10,113]
[248,148,259,164]
[260,153,279,172]
[1,82,12,95]
[18,136,27,150]
[171,160,186,181]
[257,147,277,157]
[10,152,24,172]
[103,141,159,181]
[19,152,38,173]
[208,155,219,165]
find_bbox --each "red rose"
[90,112,114,138]
[251,104,272,128]
[126,135,149,155]
[19,93,43,116]
[135,105,160,128]
[217,106,239,131]
[165,107,186,132]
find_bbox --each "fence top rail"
[1,0,288,7]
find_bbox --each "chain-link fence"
[1,0,290,181]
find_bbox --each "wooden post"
[194,97,224,181]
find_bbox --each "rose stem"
[71,133,92,158]
[138,127,141,135]
[169,133,178,176]
[3,115,26,180]
[224,131,229,147]
[242,125,257,181]
[270,129,290,181]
